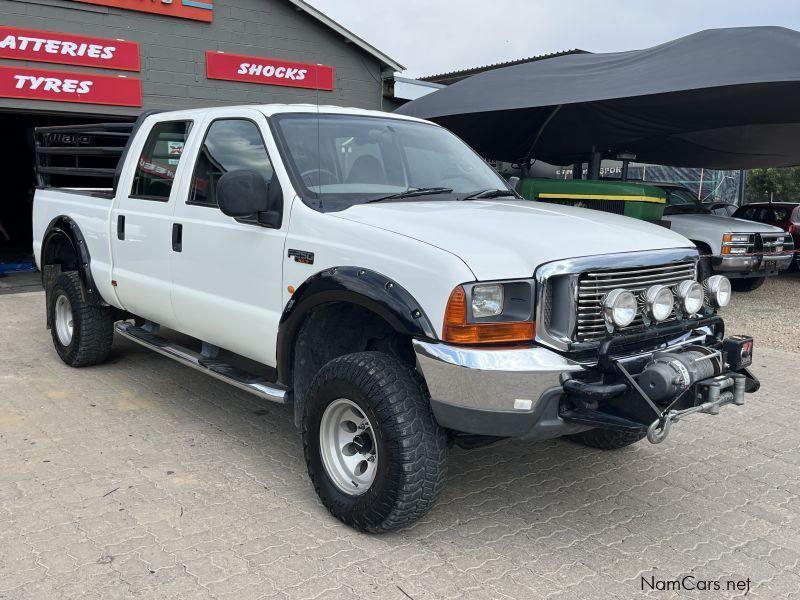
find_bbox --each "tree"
[745,167,800,203]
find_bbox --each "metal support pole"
[587,150,602,180]
[572,163,582,180]
[621,159,630,182]
[737,170,747,205]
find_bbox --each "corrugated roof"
[286,0,404,72]
[419,49,588,85]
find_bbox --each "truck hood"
[331,200,695,280]
[665,213,786,234]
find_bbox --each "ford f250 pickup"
[33,105,759,532]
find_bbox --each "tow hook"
[646,373,747,444]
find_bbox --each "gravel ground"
[722,270,800,353]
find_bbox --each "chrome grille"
[576,261,697,341]
[758,232,789,254]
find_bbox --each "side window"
[188,119,274,207]
[130,121,191,201]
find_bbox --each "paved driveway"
[1,292,798,599]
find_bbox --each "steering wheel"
[300,168,338,187]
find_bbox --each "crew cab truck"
[33,105,759,532]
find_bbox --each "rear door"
[111,118,195,328]
[168,109,288,366]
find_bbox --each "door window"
[188,119,274,207]
[130,121,192,201]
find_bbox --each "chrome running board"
[115,322,289,404]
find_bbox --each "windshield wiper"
[460,188,518,200]
[367,187,454,203]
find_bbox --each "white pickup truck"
[33,105,759,532]
[657,184,794,291]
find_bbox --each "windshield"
[271,113,509,208]
[663,188,710,215]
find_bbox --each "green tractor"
[516,177,667,222]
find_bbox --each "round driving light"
[603,289,637,328]
[644,285,674,322]
[705,275,732,308]
[676,280,704,316]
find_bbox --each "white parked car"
[656,184,794,291]
[33,105,758,532]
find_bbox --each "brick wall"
[0,0,386,116]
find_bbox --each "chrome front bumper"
[413,340,586,439]
[713,253,792,274]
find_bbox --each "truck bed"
[32,188,119,309]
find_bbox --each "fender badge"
[288,249,314,265]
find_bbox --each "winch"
[638,347,723,404]
[560,335,757,445]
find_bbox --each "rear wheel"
[48,271,115,367]
[303,352,447,532]
[730,277,765,292]
[567,428,646,450]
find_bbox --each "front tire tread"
[303,352,447,532]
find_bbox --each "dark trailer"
[397,26,800,175]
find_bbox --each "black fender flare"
[41,216,104,307]
[276,266,437,385]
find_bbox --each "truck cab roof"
[145,103,431,124]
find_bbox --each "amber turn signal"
[442,286,535,345]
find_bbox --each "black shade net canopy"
[397,27,800,170]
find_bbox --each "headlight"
[676,280,704,316]
[443,282,534,345]
[471,284,503,318]
[603,289,637,328]
[704,275,732,308]
[644,285,674,322]
[722,233,752,255]
[723,233,751,243]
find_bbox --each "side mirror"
[508,176,521,193]
[217,170,269,218]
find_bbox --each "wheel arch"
[41,216,103,309]
[690,239,713,255]
[276,267,437,425]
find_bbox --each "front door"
[111,119,194,329]
[169,110,288,366]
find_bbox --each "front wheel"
[303,352,448,532]
[48,271,115,367]
[730,277,766,292]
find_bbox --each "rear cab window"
[130,120,192,201]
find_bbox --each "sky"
[306,0,800,77]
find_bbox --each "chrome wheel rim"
[54,294,74,347]
[319,398,378,496]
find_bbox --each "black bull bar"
[558,316,760,444]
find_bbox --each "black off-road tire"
[303,352,448,532]
[49,271,115,367]
[730,277,766,292]
[567,428,646,450]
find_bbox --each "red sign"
[0,27,140,71]
[206,52,334,91]
[0,66,142,107]
[70,0,213,22]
